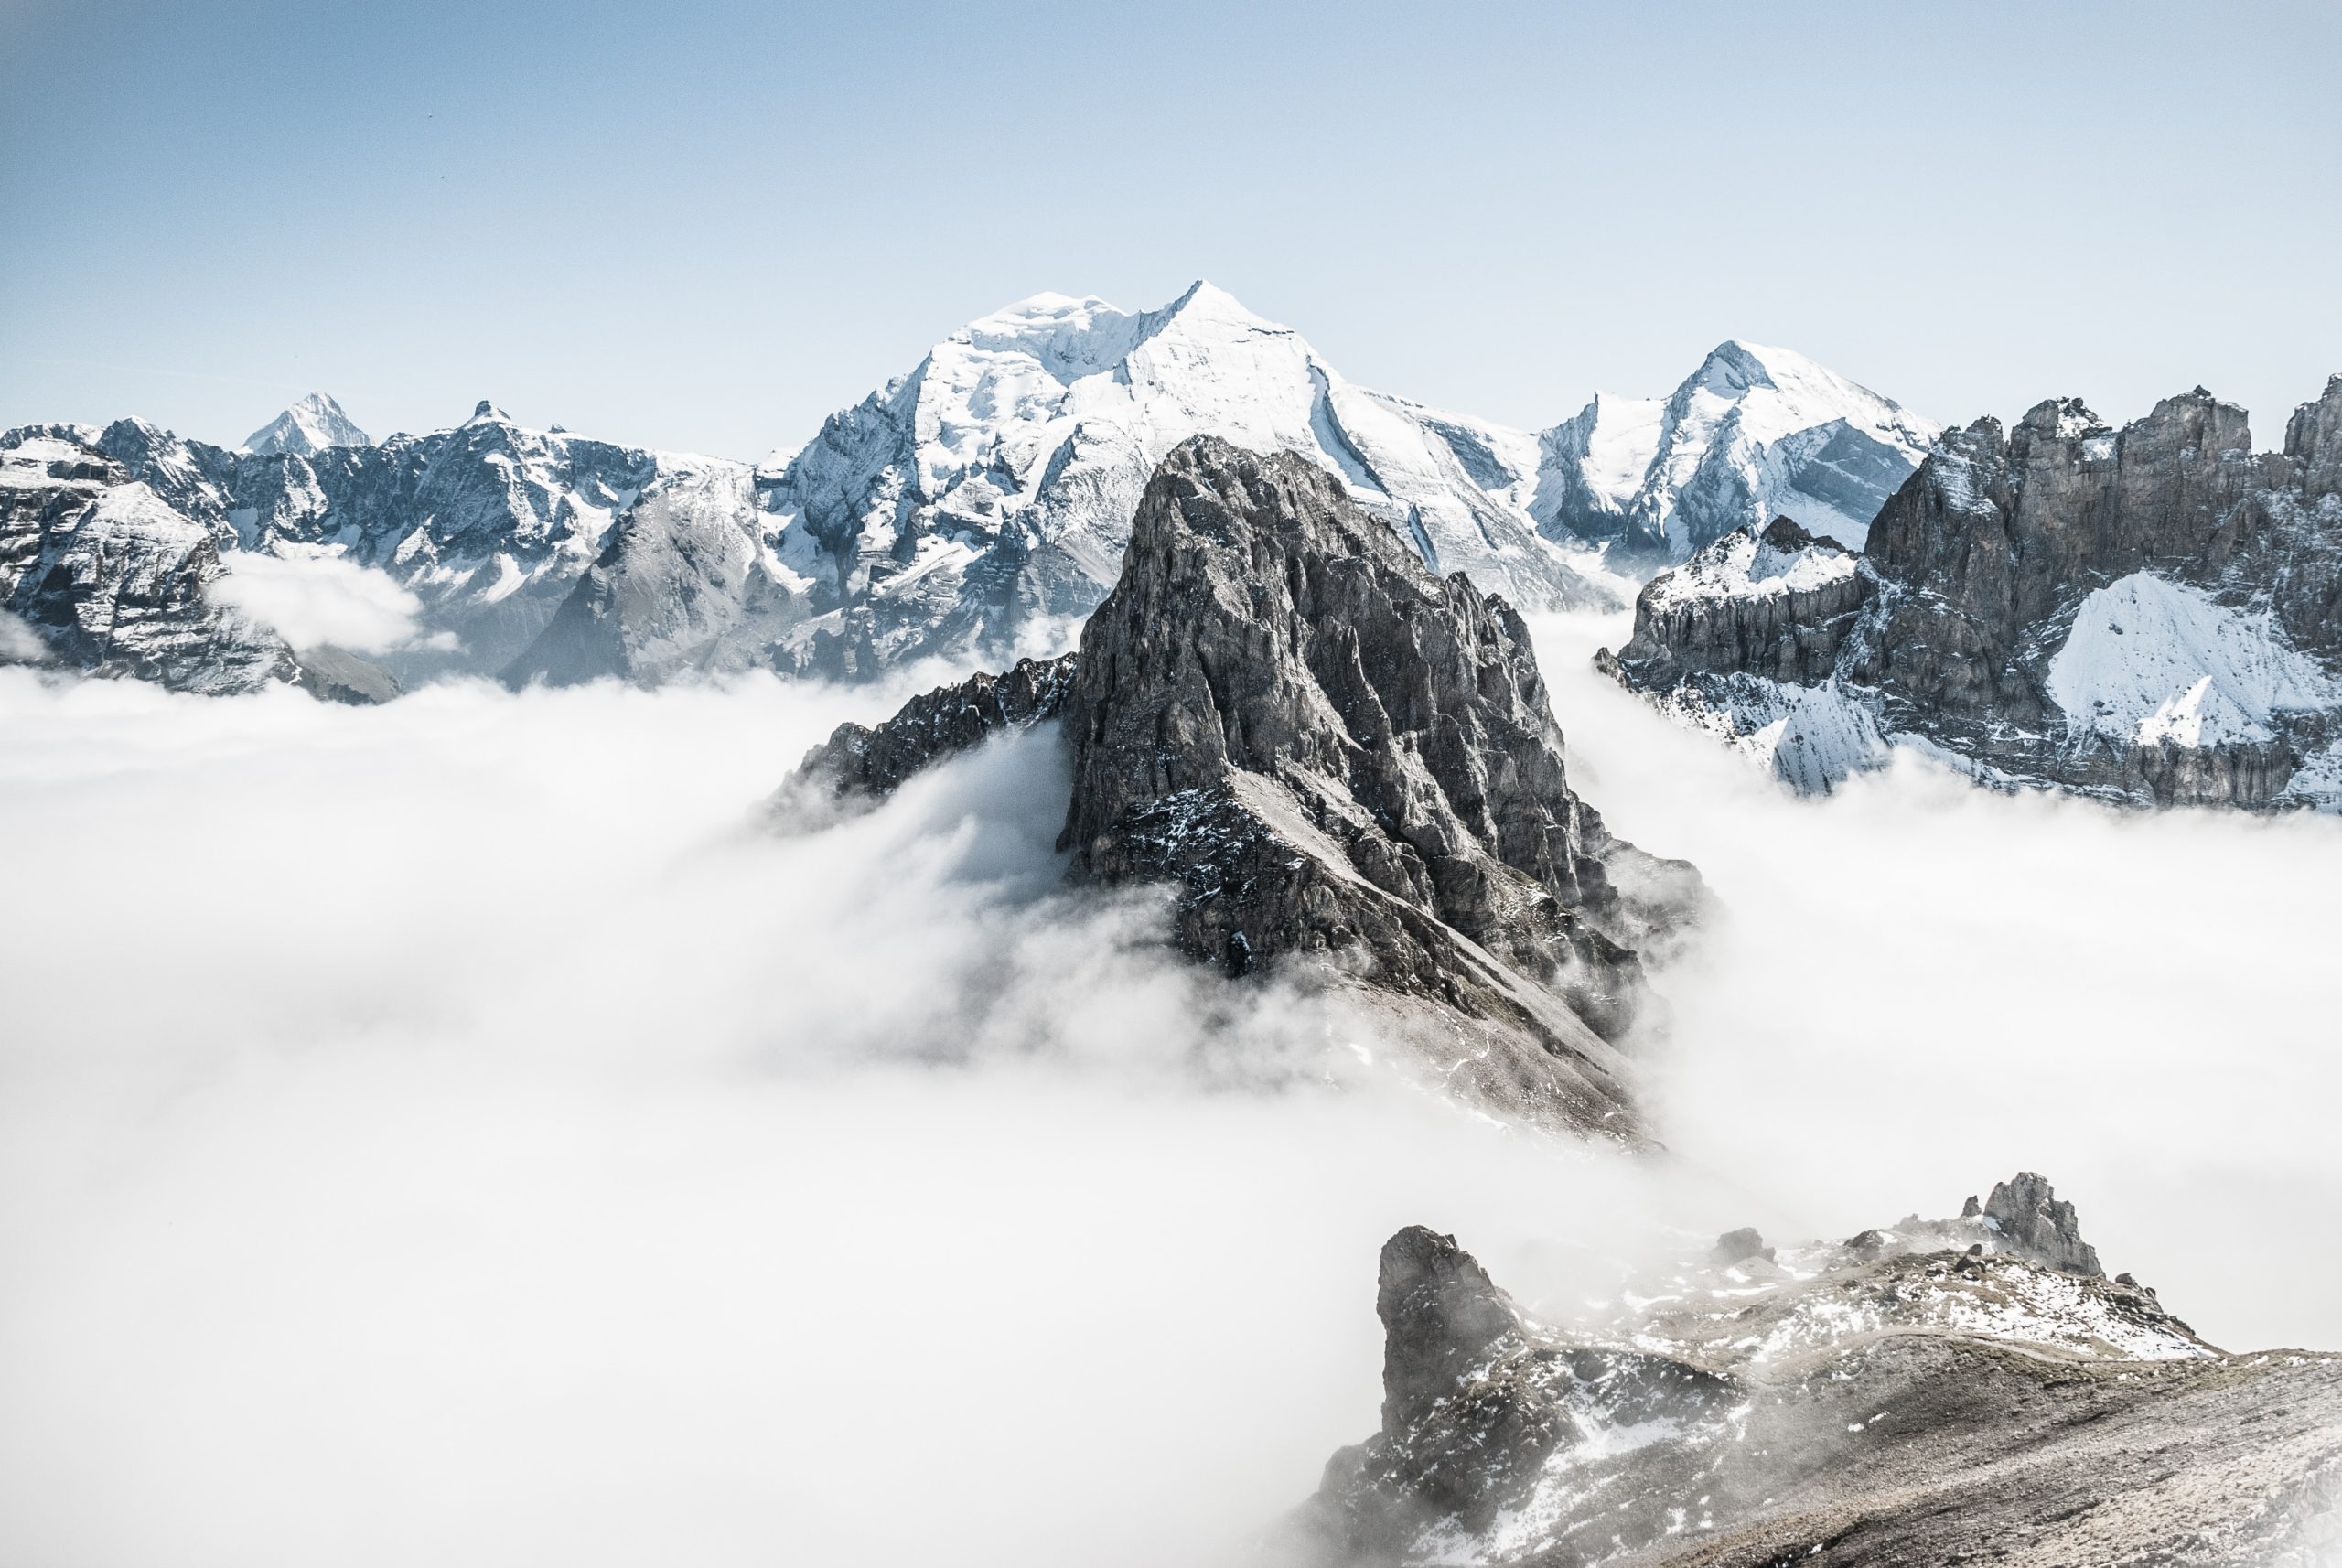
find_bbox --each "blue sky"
[5,0,2338,458]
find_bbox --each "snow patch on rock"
[2047,573,2337,748]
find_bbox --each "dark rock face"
[1287,1184,2342,1568]
[795,654,1077,802]
[1375,1228,1533,1440]
[1606,377,2342,808]
[0,429,385,702]
[789,437,1702,1133]
[1055,440,1694,1051]
[1316,1225,1736,1554]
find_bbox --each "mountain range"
[1,284,1927,697]
[1603,377,2342,808]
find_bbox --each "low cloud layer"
[210,550,450,652]
[1531,610,2342,1352]
[0,609,2337,1566]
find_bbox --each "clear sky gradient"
[5,0,2338,459]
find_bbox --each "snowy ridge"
[1642,521,1857,609]
[1606,374,2342,809]
[6,290,1944,695]
[2046,573,2336,748]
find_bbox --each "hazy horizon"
[5,1,2338,460]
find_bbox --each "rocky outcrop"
[1982,1170,2102,1276]
[795,653,1076,802]
[0,430,386,702]
[790,436,1703,1134]
[1314,1227,1737,1556]
[1286,1180,2342,1568]
[1603,517,1868,688]
[1606,376,2342,808]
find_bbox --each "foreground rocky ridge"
[1291,1176,2342,1567]
[792,436,1701,1134]
[1604,376,2342,807]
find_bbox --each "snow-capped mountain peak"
[463,400,514,428]
[744,281,1611,678]
[242,392,370,456]
[1540,340,1939,560]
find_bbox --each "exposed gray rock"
[785,437,1703,1134]
[1603,517,1868,690]
[1982,1170,2102,1276]
[1605,376,2342,809]
[794,653,1076,804]
[1711,1227,1771,1266]
[1285,1185,2342,1568]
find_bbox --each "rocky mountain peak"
[2284,372,2342,499]
[2017,395,2107,441]
[1375,1227,1528,1437]
[790,435,1700,1133]
[1983,1171,2103,1275]
[464,400,512,426]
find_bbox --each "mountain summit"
[242,392,369,456]
[1537,340,1937,560]
[790,436,1700,1133]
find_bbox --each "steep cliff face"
[1606,376,2342,807]
[1289,1180,2342,1568]
[791,437,1701,1134]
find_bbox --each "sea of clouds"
[0,607,2336,1567]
